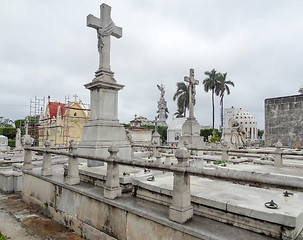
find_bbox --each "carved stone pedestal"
[169,147,193,224]
[179,117,204,149]
[76,74,131,166]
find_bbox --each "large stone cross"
[184,68,199,118]
[87,3,122,73]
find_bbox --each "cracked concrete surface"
[0,192,83,240]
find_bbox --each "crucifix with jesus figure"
[87,3,122,74]
[184,68,199,118]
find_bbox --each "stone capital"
[85,78,124,91]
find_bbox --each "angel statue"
[157,84,165,98]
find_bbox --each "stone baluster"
[156,153,162,164]
[66,140,80,185]
[274,139,283,167]
[169,147,193,224]
[104,145,121,199]
[41,140,52,176]
[221,141,229,162]
[23,135,33,170]
[165,155,171,165]
[152,140,158,158]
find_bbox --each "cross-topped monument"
[184,68,199,118]
[87,3,122,75]
[179,68,204,148]
[77,4,131,166]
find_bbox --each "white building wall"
[167,117,186,145]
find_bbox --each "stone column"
[169,147,193,224]
[66,140,80,185]
[23,135,33,170]
[104,145,121,199]
[274,140,283,167]
[221,142,229,161]
[152,140,159,158]
[41,140,52,176]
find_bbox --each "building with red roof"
[39,95,90,146]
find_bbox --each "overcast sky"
[1,0,303,129]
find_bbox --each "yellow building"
[39,95,89,146]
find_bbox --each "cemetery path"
[0,192,83,240]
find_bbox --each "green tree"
[258,129,264,138]
[200,128,221,142]
[0,127,17,139]
[15,116,40,145]
[173,82,189,117]
[157,126,168,144]
[215,72,235,132]
[142,124,168,144]
[203,69,220,135]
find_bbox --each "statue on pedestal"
[156,84,169,126]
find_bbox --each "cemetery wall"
[22,172,200,240]
[265,94,303,147]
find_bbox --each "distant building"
[265,94,303,147]
[167,117,186,145]
[224,107,258,140]
[39,96,89,146]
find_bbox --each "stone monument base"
[169,205,194,224]
[179,117,204,148]
[223,128,232,147]
[76,120,132,167]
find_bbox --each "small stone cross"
[184,68,199,118]
[73,94,78,102]
[87,4,122,73]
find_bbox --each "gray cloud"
[1,0,303,130]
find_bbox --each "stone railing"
[132,141,303,167]
[23,140,303,224]
[23,141,195,224]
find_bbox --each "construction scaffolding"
[28,97,45,146]
[29,95,90,147]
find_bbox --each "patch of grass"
[213,160,228,165]
[0,232,7,240]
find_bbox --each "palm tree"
[174,108,185,118]
[203,69,220,136]
[216,73,235,132]
[173,82,189,117]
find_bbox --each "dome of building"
[224,107,258,140]
[235,109,257,124]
